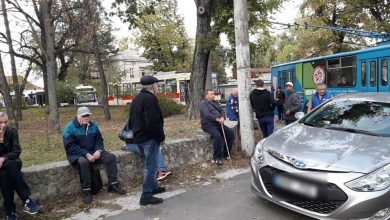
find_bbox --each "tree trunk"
[0,54,17,125]
[186,0,212,119]
[1,0,22,120]
[41,0,60,133]
[234,0,255,155]
[93,36,111,120]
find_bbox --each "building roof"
[109,49,150,63]
[5,76,42,90]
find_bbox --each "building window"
[129,68,134,78]
[326,56,356,88]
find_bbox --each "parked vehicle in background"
[271,44,390,111]
[75,85,98,105]
[251,93,390,220]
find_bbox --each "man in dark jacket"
[130,75,166,206]
[199,90,234,165]
[275,86,286,121]
[250,80,276,138]
[0,112,41,219]
[63,107,125,204]
[283,82,302,125]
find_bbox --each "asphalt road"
[105,172,314,220]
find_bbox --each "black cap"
[140,75,159,85]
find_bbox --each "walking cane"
[221,123,233,168]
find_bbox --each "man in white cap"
[283,82,302,125]
[63,107,125,204]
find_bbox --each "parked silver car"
[251,93,390,220]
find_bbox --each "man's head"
[255,80,264,88]
[277,86,282,91]
[204,89,215,102]
[76,107,91,125]
[316,83,326,96]
[232,88,238,97]
[140,75,159,94]
[285,82,293,93]
[0,112,8,132]
[340,75,347,84]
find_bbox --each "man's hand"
[0,157,5,168]
[86,153,95,163]
[286,110,290,116]
[93,150,101,160]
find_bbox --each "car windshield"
[301,99,390,137]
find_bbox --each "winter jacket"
[129,88,165,144]
[311,91,331,109]
[199,99,225,127]
[226,93,239,121]
[63,118,104,164]
[250,89,275,118]
[283,92,302,121]
[275,91,286,106]
[0,126,21,160]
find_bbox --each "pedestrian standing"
[283,82,302,125]
[306,83,331,112]
[250,80,276,138]
[130,75,166,206]
[275,86,286,121]
[226,88,239,121]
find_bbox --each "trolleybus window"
[157,81,165,93]
[166,79,177,93]
[381,59,388,86]
[370,61,377,87]
[327,56,356,88]
[362,62,367,87]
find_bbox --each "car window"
[302,99,390,137]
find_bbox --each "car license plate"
[273,174,318,199]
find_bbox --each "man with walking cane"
[199,90,235,165]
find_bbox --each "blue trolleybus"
[271,43,390,108]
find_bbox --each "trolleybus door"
[367,59,378,92]
[379,58,389,92]
[359,60,368,92]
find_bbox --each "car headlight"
[345,164,390,192]
[253,139,265,164]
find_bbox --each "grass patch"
[1,106,200,167]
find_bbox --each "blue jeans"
[125,143,166,172]
[138,139,160,198]
[201,124,234,160]
[257,116,274,138]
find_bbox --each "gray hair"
[316,82,326,87]
[0,112,8,120]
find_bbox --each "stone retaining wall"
[18,132,215,201]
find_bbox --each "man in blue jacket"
[199,90,234,165]
[306,83,331,112]
[63,107,125,204]
[226,88,239,121]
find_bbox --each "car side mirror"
[295,112,305,120]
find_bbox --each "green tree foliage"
[114,0,193,72]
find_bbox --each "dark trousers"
[0,159,31,214]
[285,119,297,125]
[257,116,275,138]
[73,151,118,191]
[202,124,234,160]
[277,105,284,120]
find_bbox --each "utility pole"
[234,0,255,155]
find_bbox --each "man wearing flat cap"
[283,82,302,125]
[130,75,166,206]
[63,107,125,204]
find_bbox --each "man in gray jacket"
[283,82,302,125]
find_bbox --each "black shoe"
[23,198,42,215]
[83,190,92,204]
[6,212,17,220]
[108,184,126,195]
[139,196,163,206]
[152,186,166,195]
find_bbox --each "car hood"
[263,123,390,174]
